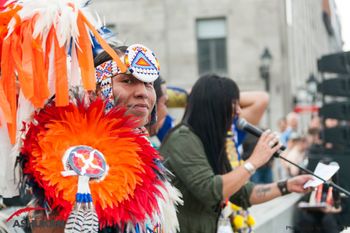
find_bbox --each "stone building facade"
[92,0,342,128]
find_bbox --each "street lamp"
[259,47,273,127]
[259,48,273,92]
[306,73,318,103]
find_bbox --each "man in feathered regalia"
[0,1,182,232]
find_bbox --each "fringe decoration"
[0,0,127,143]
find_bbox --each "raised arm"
[239,91,269,125]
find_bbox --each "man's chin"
[133,116,149,128]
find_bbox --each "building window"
[196,18,227,75]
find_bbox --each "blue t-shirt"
[157,114,174,142]
[232,117,247,160]
[280,127,293,146]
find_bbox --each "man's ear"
[148,106,157,126]
[95,85,102,98]
[86,90,98,102]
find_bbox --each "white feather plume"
[0,114,14,198]
[0,90,35,198]
[7,0,98,49]
[69,42,81,87]
[155,182,183,233]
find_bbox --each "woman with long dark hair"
[160,74,312,233]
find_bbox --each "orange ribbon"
[1,37,16,143]
[78,11,127,73]
[32,30,49,107]
[53,28,69,106]
[76,12,95,91]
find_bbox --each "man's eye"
[122,79,133,84]
[144,82,153,87]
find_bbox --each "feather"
[1,0,124,144]
[10,92,35,189]
[0,211,9,233]
[47,38,56,97]
[65,208,84,233]
[5,207,44,222]
[21,96,167,227]
[155,182,183,233]
[69,35,81,87]
[0,113,13,197]
[32,2,57,41]
[82,209,98,233]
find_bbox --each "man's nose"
[134,81,148,98]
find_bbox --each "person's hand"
[287,175,313,193]
[248,129,282,168]
[320,205,342,214]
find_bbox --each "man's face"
[112,73,156,127]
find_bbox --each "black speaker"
[317,77,350,97]
[320,126,350,145]
[319,101,350,120]
[318,51,350,74]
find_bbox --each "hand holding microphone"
[237,118,350,197]
[237,118,283,168]
[237,118,286,154]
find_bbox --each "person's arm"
[239,91,269,125]
[160,127,224,209]
[222,129,282,199]
[221,164,253,199]
[162,127,281,206]
[249,175,313,204]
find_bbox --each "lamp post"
[293,74,319,114]
[259,48,273,92]
[306,73,318,104]
[259,47,272,127]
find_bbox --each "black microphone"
[236,118,286,151]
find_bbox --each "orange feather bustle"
[21,98,164,228]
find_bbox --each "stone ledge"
[250,193,303,232]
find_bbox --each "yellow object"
[233,215,245,229]
[230,203,242,211]
[166,88,187,108]
[226,131,244,169]
[246,214,256,227]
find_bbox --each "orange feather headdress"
[0,0,127,144]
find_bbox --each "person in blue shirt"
[149,77,173,148]
[280,111,300,146]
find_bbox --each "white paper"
[303,162,340,188]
